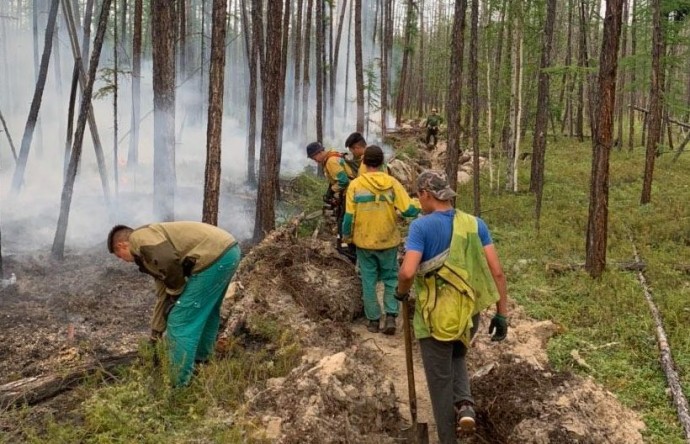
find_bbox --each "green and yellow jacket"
[322,151,356,193]
[342,172,420,250]
[413,211,500,345]
[128,222,237,334]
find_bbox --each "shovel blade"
[403,422,429,444]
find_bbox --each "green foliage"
[10,317,301,443]
[94,67,132,100]
[455,136,690,443]
[280,170,327,236]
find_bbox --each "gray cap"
[416,170,456,201]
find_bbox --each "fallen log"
[630,237,690,441]
[0,351,137,409]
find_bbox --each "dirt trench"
[218,221,645,443]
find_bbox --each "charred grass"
[456,135,690,443]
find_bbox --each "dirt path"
[354,321,439,442]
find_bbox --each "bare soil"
[0,249,150,383]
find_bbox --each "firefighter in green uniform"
[425,108,443,147]
[108,221,241,387]
[342,145,420,334]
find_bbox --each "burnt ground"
[0,249,151,382]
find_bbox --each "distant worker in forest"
[342,145,420,335]
[108,222,241,387]
[424,108,443,147]
[396,170,508,443]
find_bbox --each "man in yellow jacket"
[342,145,420,334]
[306,141,356,194]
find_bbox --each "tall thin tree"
[253,0,284,242]
[202,0,228,225]
[470,0,480,215]
[316,0,325,142]
[641,0,663,204]
[151,0,177,221]
[354,0,364,132]
[301,0,313,133]
[585,0,624,278]
[446,0,466,194]
[52,0,113,259]
[128,0,142,166]
[395,0,414,126]
[241,0,257,184]
[11,0,60,194]
[530,0,557,227]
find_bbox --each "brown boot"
[383,315,396,335]
[367,319,380,333]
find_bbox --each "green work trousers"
[166,244,241,386]
[356,247,399,321]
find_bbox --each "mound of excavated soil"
[251,349,402,443]
[461,308,645,444]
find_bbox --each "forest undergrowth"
[463,135,690,443]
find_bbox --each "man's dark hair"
[345,132,366,148]
[107,225,133,253]
[363,145,384,168]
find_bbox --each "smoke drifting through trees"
[0,0,683,267]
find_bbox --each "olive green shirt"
[129,221,236,334]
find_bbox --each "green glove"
[488,314,508,341]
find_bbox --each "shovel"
[402,299,429,443]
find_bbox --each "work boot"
[367,319,380,333]
[455,402,476,435]
[383,315,396,335]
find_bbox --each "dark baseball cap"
[306,142,324,158]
